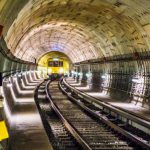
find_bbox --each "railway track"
[35,81,81,150]
[61,78,150,147]
[34,79,150,150]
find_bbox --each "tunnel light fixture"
[74,72,77,75]
[86,73,89,77]
[13,74,17,78]
[7,82,12,87]
[53,58,59,61]
[78,72,82,76]
[18,74,22,77]
[101,75,106,79]
[86,72,92,78]
[71,71,77,75]
[132,77,144,84]
[101,74,108,79]
[18,74,21,77]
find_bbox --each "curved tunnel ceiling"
[1,0,150,63]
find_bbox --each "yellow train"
[37,52,70,77]
[47,58,69,75]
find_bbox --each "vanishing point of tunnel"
[0,0,150,150]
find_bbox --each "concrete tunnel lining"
[0,0,150,63]
[0,1,150,149]
[0,0,150,108]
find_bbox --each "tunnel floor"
[2,73,149,150]
[7,95,52,150]
[66,77,150,122]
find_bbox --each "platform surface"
[66,77,150,122]
[8,101,52,150]
[3,78,52,150]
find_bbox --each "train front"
[37,51,71,79]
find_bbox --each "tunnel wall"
[0,36,37,80]
[74,59,150,109]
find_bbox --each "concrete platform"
[3,74,52,150]
[66,77,150,122]
[8,101,52,150]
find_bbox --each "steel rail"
[45,80,92,150]
[62,78,150,128]
[60,78,150,150]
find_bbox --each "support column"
[91,72,101,91]
[81,65,89,86]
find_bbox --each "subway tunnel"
[0,0,150,149]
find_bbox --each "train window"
[59,61,63,66]
[49,61,53,67]
[48,61,63,67]
[53,61,59,67]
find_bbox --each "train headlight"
[48,68,52,74]
[59,68,64,74]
